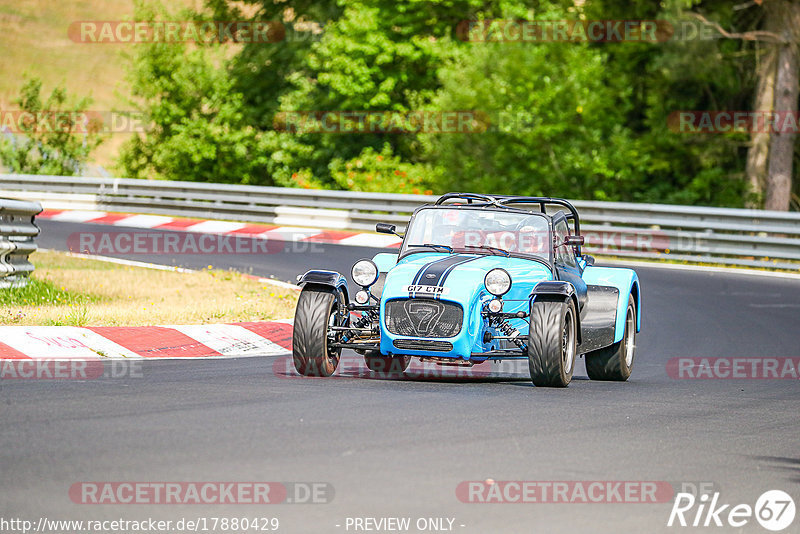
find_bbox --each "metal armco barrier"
[0,196,42,288]
[1,173,799,270]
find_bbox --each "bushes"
[114,0,760,207]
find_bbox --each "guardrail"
[0,197,42,288]
[1,173,799,270]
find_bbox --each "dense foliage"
[115,0,797,208]
[0,78,104,176]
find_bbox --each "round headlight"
[484,268,511,297]
[351,259,379,287]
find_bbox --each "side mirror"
[564,235,585,246]
[376,223,398,235]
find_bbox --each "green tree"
[206,0,343,129]
[584,0,753,206]
[118,1,272,184]
[329,143,439,194]
[0,78,103,176]
[259,0,518,187]
[120,0,784,208]
[424,6,643,200]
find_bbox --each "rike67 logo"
[668,490,795,531]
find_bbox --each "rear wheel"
[585,294,636,381]
[292,286,346,377]
[528,299,577,387]
[364,351,411,375]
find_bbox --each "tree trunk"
[745,8,779,207]
[764,0,800,211]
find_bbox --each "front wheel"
[527,299,577,387]
[364,352,411,375]
[585,294,636,381]
[292,286,346,377]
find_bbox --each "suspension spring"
[342,310,378,342]
[497,319,526,350]
[353,310,377,330]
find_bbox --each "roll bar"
[434,193,581,237]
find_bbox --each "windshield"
[402,207,551,260]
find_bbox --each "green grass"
[2,250,297,326]
[44,303,91,326]
[0,277,97,308]
[1,278,97,326]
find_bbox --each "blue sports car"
[293,193,641,387]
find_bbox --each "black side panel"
[579,285,619,353]
[556,265,588,311]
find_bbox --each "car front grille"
[393,339,454,352]
[384,298,463,338]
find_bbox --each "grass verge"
[0,250,297,326]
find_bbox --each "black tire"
[528,298,577,387]
[292,286,345,377]
[364,351,411,375]
[585,294,636,381]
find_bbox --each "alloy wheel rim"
[624,307,635,367]
[326,301,343,365]
[562,307,575,374]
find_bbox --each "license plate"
[405,285,450,295]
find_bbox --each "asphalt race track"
[1,219,799,533]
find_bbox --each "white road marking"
[113,214,175,228]
[262,227,324,241]
[603,258,800,280]
[49,210,107,222]
[185,220,247,234]
[45,250,195,273]
[338,233,403,248]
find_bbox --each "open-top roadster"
[292,193,640,387]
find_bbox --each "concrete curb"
[0,321,293,361]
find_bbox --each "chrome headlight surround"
[351,259,379,288]
[484,268,512,297]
